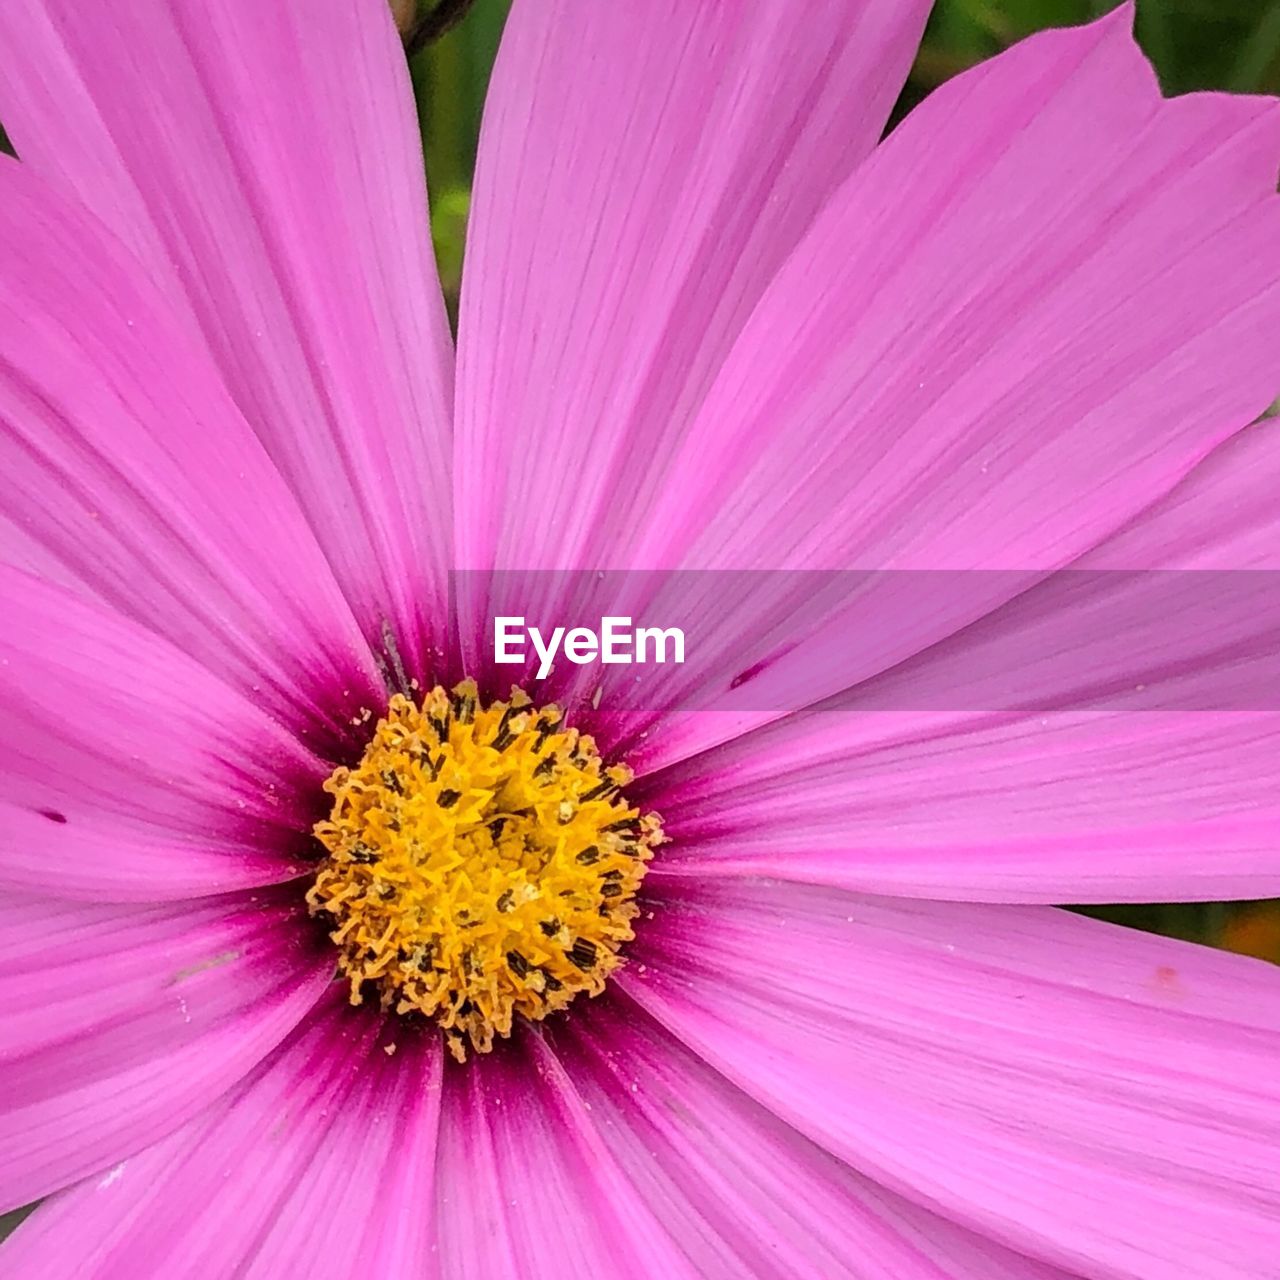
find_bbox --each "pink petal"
[647,420,1280,904]
[1081,417,1280,572]
[651,706,1280,905]
[453,0,930,653]
[625,879,1280,1280]
[544,998,1073,1278]
[0,990,441,1279]
[0,887,331,1212]
[618,9,1280,769]
[0,567,328,901]
[0,162,384,741]
[432,1029,694,1278]
[0,0,454,674]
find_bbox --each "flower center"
[307,680,663,1061]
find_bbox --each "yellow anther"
[307,681,664,1061]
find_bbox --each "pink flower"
[2,0,1280,1275]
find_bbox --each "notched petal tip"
[1072,1,1280,199]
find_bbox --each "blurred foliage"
[903,0,1280,107]
[1082,900,1280,957]
[408,0,512,306]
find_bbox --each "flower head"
[309,683,662,1058]
[1,1,1280,1277]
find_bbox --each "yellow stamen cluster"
[307,681,663,1061]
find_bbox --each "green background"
[2,0,1279,1242]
